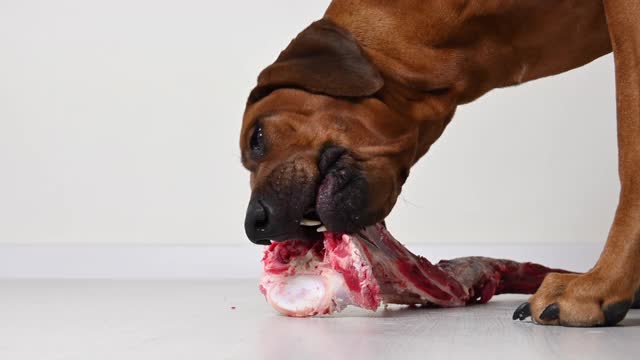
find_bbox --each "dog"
[239,0,639,327]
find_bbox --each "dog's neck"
[325,0,611,161]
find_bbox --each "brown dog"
[239,0,640,326]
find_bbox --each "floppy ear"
[248,19,384,104]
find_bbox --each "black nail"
[603,301,631,326]
[539,303,560,321]
[631,289,640,309]
[512,302,531,320]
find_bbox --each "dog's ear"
[248,19,384,104]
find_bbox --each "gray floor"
[1,279,638,360]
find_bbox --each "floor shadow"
[325,301,499,319]
[620,311,640,327]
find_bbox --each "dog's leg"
[514,0,640,327]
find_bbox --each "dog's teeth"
[316,226,327,232]
[300,219,322,226]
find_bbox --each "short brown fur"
[241,0,640,326]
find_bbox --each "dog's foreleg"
[514,0,640,327]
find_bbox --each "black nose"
[244,199,273,245]
[244,195,323,245]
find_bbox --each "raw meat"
[260,223,568,317]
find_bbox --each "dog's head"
[240,19,455,244]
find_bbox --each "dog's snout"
[244,194,323,245]
[244,199,274,245]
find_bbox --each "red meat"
[260,224,568,317]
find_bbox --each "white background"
[0,0,618,247]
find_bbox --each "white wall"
[0,0,617,246]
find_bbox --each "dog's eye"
[249,124,265,158]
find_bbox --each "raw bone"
[260,224,568,317]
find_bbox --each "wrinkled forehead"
[245,87,398,125]
[241,90,421,160]
[243,89,336,123]
[242,89,357,139]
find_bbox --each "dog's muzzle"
[244,145,369,245]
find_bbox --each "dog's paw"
[513,272,636,327]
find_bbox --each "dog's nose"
[244,195,323,245]
[244,199,273,245]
